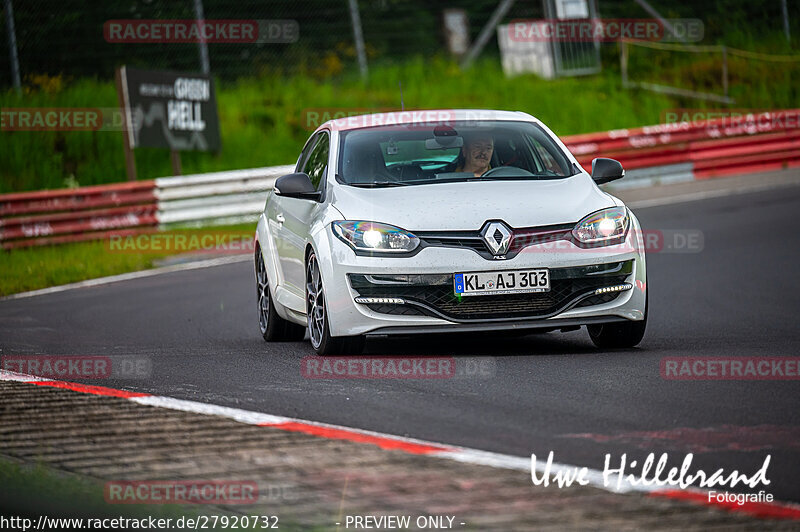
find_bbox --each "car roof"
[313,109,540,134]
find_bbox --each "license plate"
[454,269,550,296]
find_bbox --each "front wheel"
[306,251,365,355]
[587,291,648,348]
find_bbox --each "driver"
[455,134,494,177]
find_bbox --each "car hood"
[329,174,618,231]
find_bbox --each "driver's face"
[465,138,494,170]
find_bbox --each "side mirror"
[591,158,625,185]
[274,172,321,200]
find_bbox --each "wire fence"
[2,0,799,87]
[622,38,800,105]
[0,0,550,86]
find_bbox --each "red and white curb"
[2,369,799,521]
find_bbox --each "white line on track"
[627,179,800,209]
[131,395,287,425]
[0,254,251,302]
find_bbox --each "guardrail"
[0,181,158,249]
[155,165,294,227]
[565,109,800,186]
[1,111,798,249]
[0,167,293,249]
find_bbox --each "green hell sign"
[120,66,221,152]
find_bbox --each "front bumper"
[349,259,633,322]
[322,224,647,337]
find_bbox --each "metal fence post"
[781,0,791,43]
[348,0,368,79]
[721,45,728,100]
[3,0,21,93]
[115,67,138,182]
[461,0,516,69]
[620,40,629,88]
[194,0,211,74]
[633,0,687,43]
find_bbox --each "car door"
[274,131,329,300]
[267,136,312,290]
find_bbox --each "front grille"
[575,292,621,308]
[418,234,487,254]
[350,261,632,321]
[365,304,426,316]
[417,223,575,260]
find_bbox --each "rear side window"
[301,132,330,190]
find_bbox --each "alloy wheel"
[306,254,325,349]
[256,250,270,334]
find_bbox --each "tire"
[306,250,365,355]
[256,246,306,342]
[587,290,648,349]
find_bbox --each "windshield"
[337,120,576,187]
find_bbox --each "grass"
[0,224,255,296]
[0,459,201,523]
[0,57,684,193]
[0,458,315,530]
[4,54,798,194]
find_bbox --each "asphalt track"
[2,184,799,503]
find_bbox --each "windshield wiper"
[348,181,409,188]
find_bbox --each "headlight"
[572,207,629,244]
[332,221,420,253]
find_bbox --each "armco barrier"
[1,110,798,249]
[565,109,800,183]
[0,181,158,249]
[0,167,293,249]
[156,165,294,227]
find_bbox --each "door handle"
[276,213,285,224]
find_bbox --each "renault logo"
[480,221,512,256]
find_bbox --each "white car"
[254,110,647,354]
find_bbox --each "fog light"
[593,283,633,295]
[354,297,406,304]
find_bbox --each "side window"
[296,134,316,173]
[301,132,330,190]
